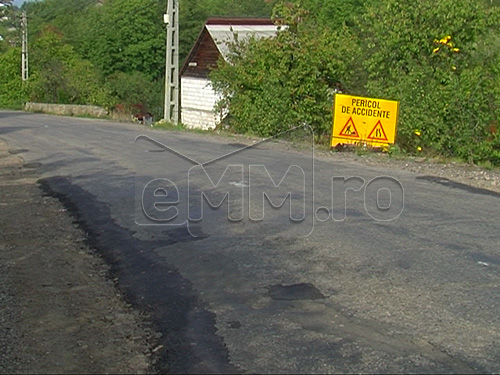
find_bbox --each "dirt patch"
[0,139,158,373]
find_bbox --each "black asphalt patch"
[38,176,239,374]
[227,143,250,148]
[267,283,326,301]
[8,149,29,155]
[23,162,42,169]
[416,175,500,198]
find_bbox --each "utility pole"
[21,10,28,81]
[163,0,179,124]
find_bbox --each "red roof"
[205,18,275,26]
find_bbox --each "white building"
[180,18,279,130]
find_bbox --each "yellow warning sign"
[331,94,399,147]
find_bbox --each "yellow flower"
[452,66,457,71]
[417,146,422,152]
[453,48,460,53]
[439,35,452,44]
[433,47,440,54]
[414,130,421,136]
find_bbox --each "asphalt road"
[1,111,499,373]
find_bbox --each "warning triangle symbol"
[367,120,388,141]
[339,117,359,138]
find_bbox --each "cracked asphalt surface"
[1,110,499,373]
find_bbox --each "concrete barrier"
[25,102,108,118]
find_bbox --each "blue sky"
[13,0,31,6]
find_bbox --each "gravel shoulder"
[0,139,158,373]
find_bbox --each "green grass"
[0,103,26,111]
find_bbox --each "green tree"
[287,0,373,29]
[78,0,166,81]
[23,0,95,47]
[199,0,277,17]
[0,0,19,52]
[29,26,107,105]
[179,0,209,61]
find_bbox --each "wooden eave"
[180,18,275,78]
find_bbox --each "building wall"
[181,76,221,130]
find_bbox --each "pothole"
[8,149,29,155]
[267,283,325,301]
[227,143,250,148]
[23,162,42,169]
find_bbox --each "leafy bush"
[106,71,163,120]
[358,0,500,162]
[210,2,358,137]
[0,48,29,108]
